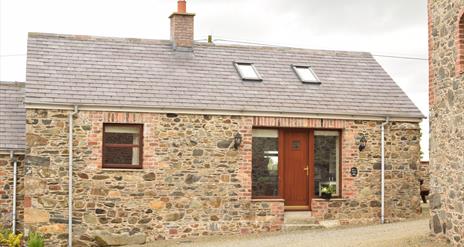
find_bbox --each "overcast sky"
[0,0,429,159]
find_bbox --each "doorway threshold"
[284,205,311,211]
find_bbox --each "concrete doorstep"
[283,211,338,232]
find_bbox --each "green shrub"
[27,232,44,247]
[320,184,336,195]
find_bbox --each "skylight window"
[234,63,262,81]
[292,65,320,83]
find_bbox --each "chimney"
[170,0,195,50]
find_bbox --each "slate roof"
[26,33,424,119]
[0,82,25,151]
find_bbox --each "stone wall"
[0,154,24,231]
[24,110,284,246]
[429,0,464,245]
[24,110,421,246]
[418,161,430,194]
[252,117,421,224]
[311,121,421,224]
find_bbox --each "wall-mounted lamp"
[234,132,242,150]
[359,135,367,151]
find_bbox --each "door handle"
[304,166,309,176]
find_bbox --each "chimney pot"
[178,0,186,13]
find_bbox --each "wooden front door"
[283,129,310,209]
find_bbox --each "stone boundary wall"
[24,109,421,246]
[0,154,24,231]
[429,0,464,245]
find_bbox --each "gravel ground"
[146,219,450,247]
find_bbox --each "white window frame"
[234,62,263,81]
[291,65,321,84]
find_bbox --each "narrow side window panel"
[252,129,279,197]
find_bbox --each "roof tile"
[25,33,423,118]
[0,82,25,150]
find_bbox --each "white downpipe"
[381,117,389,224]
[68,105,78,247]
[10,151,17,233]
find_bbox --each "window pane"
[104,147,140,165]
[295,67,318,82]
[252,129,279,197]
[314,131,340,197]
[104,132,140,145]
[105,125,140,134]
[104,126,140,145]
[237,64,260,80]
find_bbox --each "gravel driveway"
[148,219,449,247]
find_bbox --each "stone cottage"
[0,81,25,231]
[0,1,425,246]
[428,0,464,245]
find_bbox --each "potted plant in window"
[320,185,336,200]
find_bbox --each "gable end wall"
[429,0,464,245]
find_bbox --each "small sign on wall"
[350,167,358,177]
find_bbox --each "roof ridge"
[28,32,172,46]
[0,81,25,88]
[195,42,372,57]
[28,32,372,57]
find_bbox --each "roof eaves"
[24,101,426,121]
[0,81,25,87]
